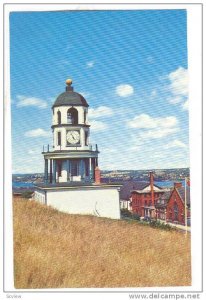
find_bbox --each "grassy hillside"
[13,198,191,288]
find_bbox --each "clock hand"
[72,133,77,142]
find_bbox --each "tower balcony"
[42,143,99,155]
[42,144,99,159]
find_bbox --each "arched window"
[57,111,61,124]
[67,112,73,124]
[85,131,88,146]
[85,159,89,176]
[71,160,78,176]
[57,132,61,146]
[67,108,78,125]
[174,202,179,221]
[57,161,62,177]
[84,110,87,124]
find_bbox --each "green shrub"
[149,220,173,231]
[132,213,141,221]
[121,209,132,218]
[21,190,33,199]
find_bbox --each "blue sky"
[10,10,189,173]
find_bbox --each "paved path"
[122,216,191,233]
[167,222,191,232]
[159,220,191,232]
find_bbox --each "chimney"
[149,171,154,206]
[95,166,101,185]
[174,182,182,189]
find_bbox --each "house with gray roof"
[156,182,190,225]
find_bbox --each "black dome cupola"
[52,79,89,108]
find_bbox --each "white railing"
[42,144,99,153]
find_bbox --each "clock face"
[67,130,80,144]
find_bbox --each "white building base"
[33,184,121,219]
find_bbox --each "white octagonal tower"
[43,79,99,184]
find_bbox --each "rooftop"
[120,181,149,200]
[176,186,190,205]
[35,182,122,190]
[52,79,89,108]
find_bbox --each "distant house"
[166,182,190,225]
[156,182,190,226]
[13,191,24,199]
[119,181,148,211]
[120,173,191,226]
[13,188,35,200]
[155,191,171,221]
[130,172,166,218]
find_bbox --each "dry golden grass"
[13,198,191,289]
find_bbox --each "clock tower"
[43,79,99,183]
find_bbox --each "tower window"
[84,110,86,124]
[57,132,61,146]
[67,108,78,125]
[57,161,62,177]
[85,131,88,146]
[71,160,79,176]
[67,112,73,124]
[57,111,61,124]
[85,159,89,176]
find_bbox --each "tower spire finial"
[66,78,72,86]
[65,78,73,91]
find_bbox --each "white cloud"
[147,56,154,64]
[168,96,183,104]
[166,67,189,109]
[129,145,142,152]
[182,100,189,110]
[89,121,108,131]
[89,106,114,119]
[25,128,51,137]
[128,114,156,129]
[17,95,48,109]
[139,127,178,139]
[28,149,39,154]
[128,114,178,129]
[164,139,187,149]
[101,147,117,154]
[60,60,70,66]
[168,67,188,96]
[150,89,157,98]
[78,91,90,99]
[152,153,165,159]
[116,84,134,97]
[161,116,178,128]
[128,114,179,140]
[86,61,95,68]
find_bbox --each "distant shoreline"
[12,181,35,188]
[12,180,185,190]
